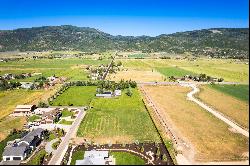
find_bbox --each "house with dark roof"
[2,128,44,162]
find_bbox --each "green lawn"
[61,109,74,117]
[77,88,161,143]
[28,115,41,122]
[156,67,194,77]
[48,133,56,141]
[27,149,47,165]
[208,84,249,102]
[52,140,61,150]
[51,86,97,106]
[111,152,145,165]
[70,150,85,165]
[59,119,73,125]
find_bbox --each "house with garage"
[2,128,44,162]
[10,105,36,117]
[75,150,114,165]
[2,146,29,161]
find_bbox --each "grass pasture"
[196,85,249,129]
[0,58,110,82]
[77,89,161,143]
[207,84,249,102]
[119,59,249,83]
[156,67,194,77]
[143,85,249,161]
[51,86,97,106]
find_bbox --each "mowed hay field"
[77,89,161,143]
[108,69,164,82]
[143,85,248,161]
[0,116,26,141]
[119,59,249,83]
[51,86,97,106]
[196,85,249,129]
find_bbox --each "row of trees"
[169,74,224,82]
[0,79,21,90]
[97,79,137,91]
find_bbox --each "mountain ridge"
[0,25,248,57]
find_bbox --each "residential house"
[75,150,113,165]
[11,105,36,117]
[3,74,14,80]
[20,82,34,89]
[2,128,44,161]
[2,146,29,161]
[41,109,62,124]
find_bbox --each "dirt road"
[183,83,249,138]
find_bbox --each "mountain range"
[0,25,248,57]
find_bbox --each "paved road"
[184,83,249,137]
[137,81,240,86]
[102,58,114,80]
[48,108,86,165]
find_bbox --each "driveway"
[45,138,60,154]
[48,108,86,165]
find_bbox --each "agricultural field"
[0,58,110,82]
[0,116,26,141]
[156,67,195,77]
[108,69,164,82]
[51,86,97,106]
[0,86,59,141]
[118,59,249,83]
[207,84,249,102]
[142,85,249,161]
[196,84,249,129]
[0,87,59,119]
[77,89,161,143]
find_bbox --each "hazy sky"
[0,0,249,36]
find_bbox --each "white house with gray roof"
[2,128,44,162]
[75,150,114,165]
